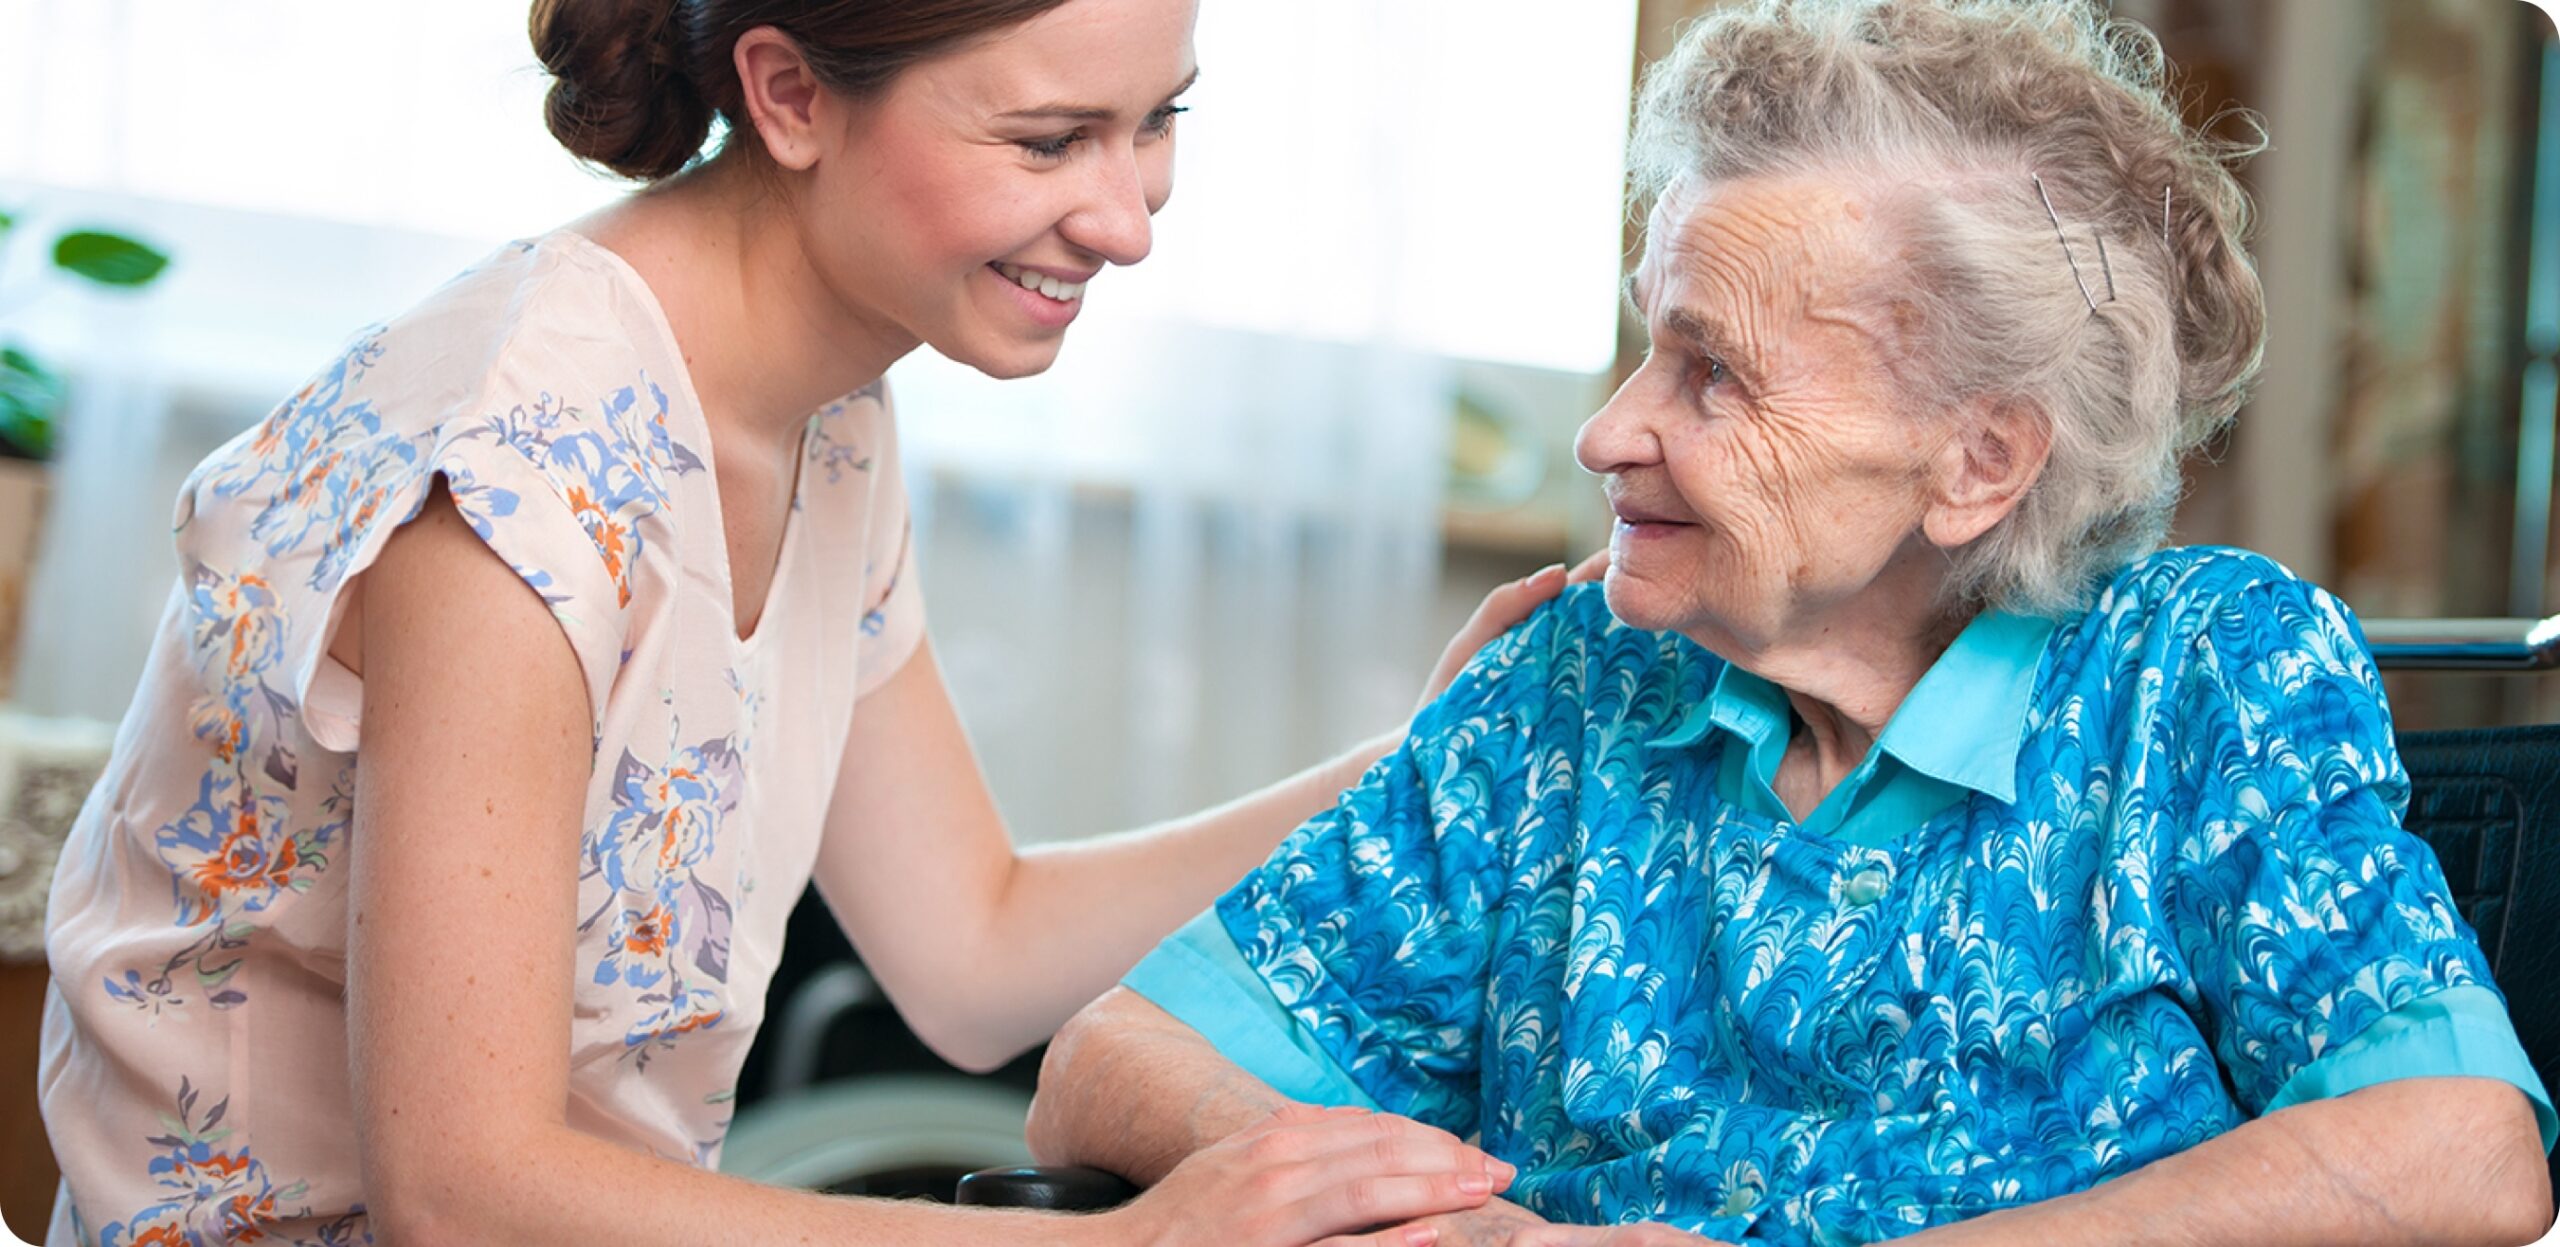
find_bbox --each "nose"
[1062,145,1159,268]
[1574,369,1667,477]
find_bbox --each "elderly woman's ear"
[1920,397,2051,551]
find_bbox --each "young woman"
[37,1,1559,1242]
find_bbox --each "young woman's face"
[801,0,1199,380]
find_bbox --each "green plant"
[0,212,172,461]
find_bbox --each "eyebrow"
[1625,266,1762,379]
[1656,302,1760,381]
[998,68,1200,122]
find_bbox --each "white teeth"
[995,262,1085,303]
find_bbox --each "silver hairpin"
[2032,173,2101,314]
[2162,185,2172,251]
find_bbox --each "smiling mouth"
[1611,504,1693,527]
[992,262,1087,303]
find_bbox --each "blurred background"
[0,0,2554,1238]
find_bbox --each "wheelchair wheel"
[719,1074,1036,1201]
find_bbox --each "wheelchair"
[721,613,2560,1213]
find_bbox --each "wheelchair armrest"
[953,1164,1141,1211]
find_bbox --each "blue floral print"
[581,726,745,1061]
[88,1079,372,1247]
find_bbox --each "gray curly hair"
[1630,0,2267,617]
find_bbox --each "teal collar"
[1868,610,2056,804]
[1649,611,2056,834]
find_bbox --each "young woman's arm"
[815,563,1580,1072]
[345,486,1501,1246]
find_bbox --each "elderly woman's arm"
[1032,989,1538,1240]
[1902,1075,2549,1246]
[1029,987,1288,1184]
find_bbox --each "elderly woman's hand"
[1417,551,1608,712]
[1509,1226,1734,1247]
[1390,1197,1553,1247]
[1103,1102,1514,1247]
[1395,1201,1735,1247]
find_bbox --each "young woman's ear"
[733,26,828,171]
[1922,396,2053,550]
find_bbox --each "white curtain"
[894,321,1452,839]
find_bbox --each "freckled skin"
[1577,175,1950,663]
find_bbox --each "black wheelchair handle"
[953,1164,1141,1212]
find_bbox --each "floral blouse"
[1128,549,2551,1244]
[39,231,925,1246]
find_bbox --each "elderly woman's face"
[1577,175,1954,651]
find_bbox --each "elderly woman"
[1026,1,2557,1243]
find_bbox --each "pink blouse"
[39,231,925,1245]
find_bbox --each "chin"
[969,352,1059,381]
[1603,566,1739,642]
[1600,570,1679,633]
[941,333,1068,381]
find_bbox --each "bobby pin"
[2031,173,2102,313]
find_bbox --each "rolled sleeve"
[2266,984,2555,1151]
[1122,907,1381,1111]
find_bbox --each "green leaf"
[0,208,15,234]
[0,346,64,460]
[52,229,170,287]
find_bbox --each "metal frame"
[2364,616,2560,671]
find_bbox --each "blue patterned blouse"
[1126,547,2553,1244]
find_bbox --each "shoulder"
[362,233,670,413]
[2053,546,2366,681]
[173,236,703,691]
[1415,581,1718,750]
[192,233,684,489]
[2088,545,2312,621]
[1546,580,1722,707]
[2047,546,2394,781]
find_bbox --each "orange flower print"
[154,770,329,930]
[202,326,433,595]
[206,335,382,506]
[98,1078,346,1247]
[598,900,680,989]
[125,1221,191,1247]
[583,728,742,1060]
[188,695,248,763]
[564,482,635,607]
[189,814,302,904]
[598,743,740,896]
[625,904,671,956]
[625,985,727,1062]
[187,568,287,686]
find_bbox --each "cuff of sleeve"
[1121,907,1379,1111]
[2265,984,2556,1153]
[853,529,925,700]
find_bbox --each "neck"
[576,152,920,447]
[1694,545,1968,791]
